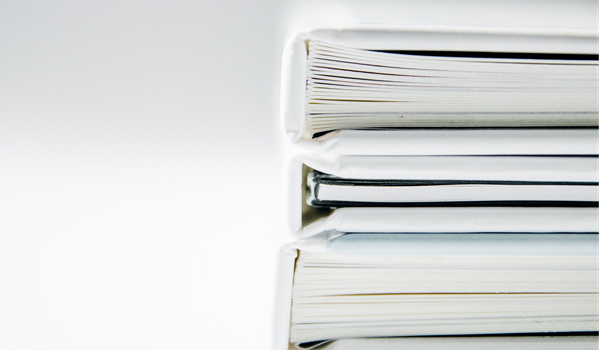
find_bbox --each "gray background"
[0,1,596,349]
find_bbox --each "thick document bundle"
[281,26,599,155]
[276,233,599,349]
[305,41,597,135]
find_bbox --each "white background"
[0,1,596,349]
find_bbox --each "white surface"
[0,1,287,349]
[281,0,599,37]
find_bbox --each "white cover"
[300,154,599,181]
[280,25,599,155]
[297,207,599,240]
[274,231,345,350]
[287,154,600,239]
[272,248,297,350]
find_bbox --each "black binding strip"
[296,340,331,349]
[311,126,600,139]
[310,200,599,209]
[315,179,599,186]
[373,50,600,60]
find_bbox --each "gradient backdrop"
[0,1,596,349]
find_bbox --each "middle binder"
[286,154,599,239]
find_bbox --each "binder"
[280,26,599,155]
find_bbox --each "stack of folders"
[274,26,599,350]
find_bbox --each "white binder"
[280,26,599,155]
[286,154,599,239]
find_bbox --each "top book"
[280,26,599,155]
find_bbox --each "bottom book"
[273,233,599,349]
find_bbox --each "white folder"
[287,154,599,239]
[280,26,599,155]
[273,232,599,349]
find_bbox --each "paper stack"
[274,26,599,350]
